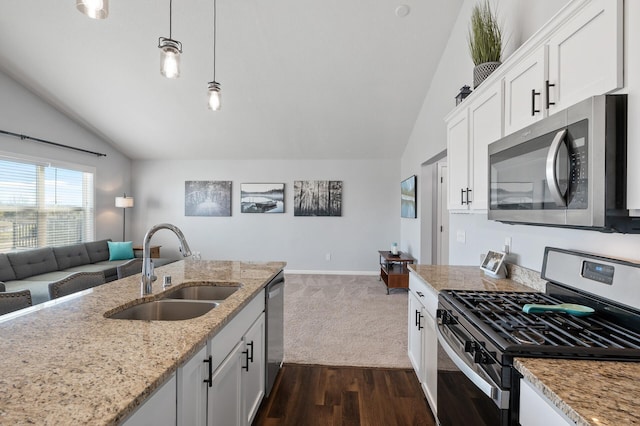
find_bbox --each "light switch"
[456,230,466,243]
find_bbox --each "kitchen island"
[0,259,285,425]
[409,264,639,426]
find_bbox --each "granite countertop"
[408,264,541,292]
[408,264,639,426]
[515,358,640,426]
[0,259,285,425]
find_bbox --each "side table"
[378,250,415,294]
[133,245,161,258]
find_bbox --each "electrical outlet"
[325,253,331,261]
[456,230,466,243]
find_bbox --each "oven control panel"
[581,260,615,285]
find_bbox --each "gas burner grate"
[444,290,640,350]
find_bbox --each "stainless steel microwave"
[488,94,639,233]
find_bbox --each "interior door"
[436,163,449,265]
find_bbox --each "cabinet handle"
[242,349,250,372]
[466,188,472,205]
[247,341,254,363]
[417,312,424,331]
[415,309,421,327]
[416,291,424,298]
[531,89,541,116]
[460,188,466,205]
[203,356,213,388]
[545,80,556,109]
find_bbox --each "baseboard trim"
[284,269,379,276]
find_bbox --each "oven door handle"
[545,128,568,207]
[436,325,508,408]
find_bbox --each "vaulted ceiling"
[0,1,463,160]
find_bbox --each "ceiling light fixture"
[207,0,221,110]
[76,0,109,19]
[158,0,183,79]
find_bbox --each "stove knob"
[464,341,478,353]
[474,351,487,364]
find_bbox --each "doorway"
[419,152,448,265]
[436,162,449,265]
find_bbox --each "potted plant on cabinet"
[468,0,503,88]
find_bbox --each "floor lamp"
[115,194,134,241]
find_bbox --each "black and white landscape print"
[185,181,232,216]
[293,180,342,216]
[241,183,284,213]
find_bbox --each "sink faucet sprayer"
[141,223,192,296]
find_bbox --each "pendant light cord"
[213,0,217,82]
[169,0,173,39]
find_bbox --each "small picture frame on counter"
[480,250,507,278]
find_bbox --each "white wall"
[400,0,582,269]
[0,70,133,242]
[131,159,399,272]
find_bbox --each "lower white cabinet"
[207,313,265,426]
[208,341,244,425]
[407,272,438,415]
[123,373,177,426]
[519,378,572,426]
[175,289,266,426]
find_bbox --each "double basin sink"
[107,283,240,321]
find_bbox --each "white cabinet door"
[446,110,470,210]
[123,373,177,426]
[503,47,546,136]
[243,313,266,426]
[422,309,437,415]
[547,0,622,114]
[468,85,503,211]
[519,379,572,426]
[177,345,207,426]
[407,291,424,379]
[208,341,244,426]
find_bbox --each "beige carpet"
[283,274,411,369]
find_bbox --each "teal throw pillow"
[108,241,134,261]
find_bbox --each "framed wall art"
[401,175,417,218]
[185,180,232,216]
[241,183,285,213]
[293,180,342,216]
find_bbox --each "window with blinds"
[0,155,95,252]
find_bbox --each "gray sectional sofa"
[0,240,176,305]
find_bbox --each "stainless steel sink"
[107,299,218,321]
[162,284,240,301]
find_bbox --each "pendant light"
[76,0,109,19]
[158,0,183,79]
[207,0,221,110]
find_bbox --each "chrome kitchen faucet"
[141,223,192,296]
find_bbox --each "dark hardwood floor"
[253,364,436,426]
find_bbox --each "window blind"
[0,156,95,252]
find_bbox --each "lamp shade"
[76,0,109,19]
[115,196,134,208]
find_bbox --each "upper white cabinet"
[447,84,502,212]
[547,0,623,114]
[503,0,622,136]
[446,109,469,210]
[503,47,546,135]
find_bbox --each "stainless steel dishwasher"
[265,271,284,396]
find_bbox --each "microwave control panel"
[567,120,588,208]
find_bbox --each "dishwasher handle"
[268,282,283,299]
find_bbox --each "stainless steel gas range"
[435,247,640,426]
